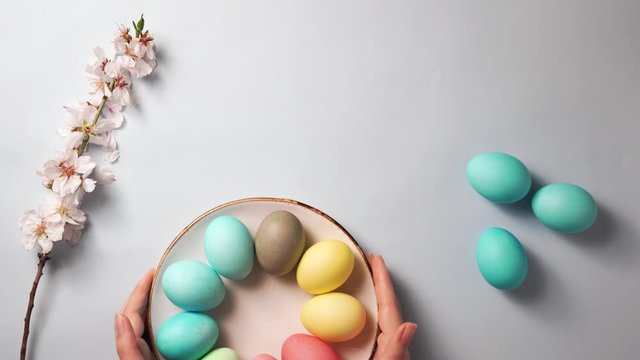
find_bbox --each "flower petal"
[82,178,96,193]
[75,155,96,175]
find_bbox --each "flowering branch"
[19,14,157,360]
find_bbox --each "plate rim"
[146,196,379,359]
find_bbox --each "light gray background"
[1,1,639,359]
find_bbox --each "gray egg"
[255,210,306,276]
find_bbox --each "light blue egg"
[156,312,219,360]
[532,183,597,233]
[476,227,528,290]
[204,216,255,280]
[161,260,225,311]
[467,152,532,204]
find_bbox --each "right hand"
[370,255,417,360]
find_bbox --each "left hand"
[115,269,157,360]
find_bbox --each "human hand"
[370,255,417,360]
[115,268,157,360]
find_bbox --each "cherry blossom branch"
[20,253,49,360]
[19,14,156,359]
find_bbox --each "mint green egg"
[201,348,240,360]
[161,260,225,311]
[532,183,597,233]
[205,216,255,280]
[467,152,531,204]
[476,227,528,290]
[156,312,219,360]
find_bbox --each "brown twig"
[20,252,50,360]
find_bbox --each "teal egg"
[156,312,219,360]
[532,183,597,233]
[201,348,240,360]
[467,152,532,204]
[476,227,528,290]
[161,260,225,311]
[204,216,255,280]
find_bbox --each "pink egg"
[252,355,277,360]
[282,334,341,360]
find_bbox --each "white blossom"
[88,72,112,99]
[111,74,131,107]
[138,30,155,61]
[20,207,64,253]
[39,151,96,197]
[41,192,86,225]
[86,47,117,78]
[115,37,156,78]
[114,25,133,50]
[59,102,123,151]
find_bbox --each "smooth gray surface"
[1,1,639,359]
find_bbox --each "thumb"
[115,313,145,360]
[382,322,417,360]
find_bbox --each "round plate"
[148,197,379,359]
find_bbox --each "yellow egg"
[300,292,366,342]
[296,240,355,294]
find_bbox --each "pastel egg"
[205,216,255,280]
[476,227,528,290]
[300,292,366,342]
[201,348,240,360]
[255,210,306,276]
[467,152,532,204]
[162,260,225,311]
[252,355,277,360]
[532,183,597,233]
[156,312,219,360]
[282,334,341,360]
[297,240,355,294]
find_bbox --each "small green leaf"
[132,20,140,37]
[137,14,145,33]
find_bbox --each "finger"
[381,322,417,360]
[115,313,145,360]
[122,269,155,337]
[137,338,155,360]
[376,332,389,357]
[371,255,403,332]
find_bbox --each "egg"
[467,152,532,204]
[156,312,219,360]
[300,292,366,342]
[252,355,277,360]
[255,210,306,276]
[476,227,528,290]
[201,348,240,360]
[532,183,597,233]
[281,334,341,360]
[161,260,225,311]
[205,216,255,280]
[297,240,355,294]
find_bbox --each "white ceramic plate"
[148,197,379,359]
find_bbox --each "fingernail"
[114,313,124,337]
[400,323,417,345]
